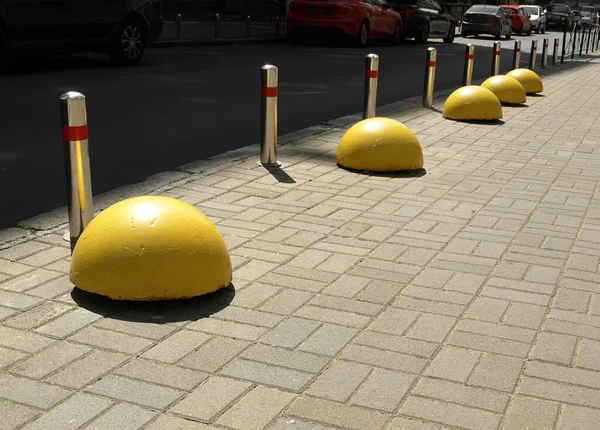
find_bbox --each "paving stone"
[286,396,389,430]
[268,417,336,430]
[502,302,547,329]
[554,288,591,313]
[26,275,75,299]
[179,336,250,373]
[94,319,177,340]
[468,352,524,392]
[503,396,560,430]
[0,241,50,261]
[424,346,480,383]
[115,358,208,390]
[3,301,73,330]
[11,342,90,379]
[355,330,437,358]
[405,314,456,343]
[0,269,63,292]
[145,415,212,429]
[525,360,600,389]
[386,416,443,430]
[69,326,153,354]
[0,346,27,370]
[35,308,103,339]
[0,399,40,430]
[295,305,371,329]
[260,317,321,348]
[0,259,32,276]
[86,375,184,410]
[401,285,472,306]
[22,393,112,430]
[230,283,282,308]
[259,289,314,315]
[297,323,358,356]
[46,349,129,389]
[447,331,532,358]
[519,376,600,408]
[355,280,404,304]
[575,338,600,371]
[0,374,71,409]
[531,332,577,365]
[233,260,278,281]
[443,272,487,294]
[392,295,464,317]
[19,248,71,267]
[170,376,251,422]
[241,344,330,373]
[220,359,314,392]
[350,368,415,412]
[211,306,284,328]
[340,344,427,374]
[216,385,296,430]
[367,308,420,336]
[187,317,268,341]
[557,404,600,430]
[465,297,509,323]
[0,305,16,321]
[84,403,157,430]
[141,330,211,363]
[455,319,536,343]
[0,325,55,353]
[0,290,44,310]
[307,360,370,402]
[308,295,383,316]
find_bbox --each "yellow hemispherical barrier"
[336,117,423,172]
[481,75,527,105]
[70,196,232,300]
[442,86,502,121]
[506,68,543,94]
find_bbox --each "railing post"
[542,38,548,68]
[215,14,220,39]
[580,23,585,55]
[423,47,436,108]
[60,92,93,253]
[491,41,500,76]
[529,39,537,70]
[363,54,379,119]
[572,23,578,59]
[176,14,182,41]
[512,40,521,70]
[275,16,280,37]
[562,19,568,63]
[260,65,279,167]
[463,44,474,86]
[586,25,592,53]
[246,15,251,38]
[553,37,559,65]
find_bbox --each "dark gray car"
[461,5,512,39]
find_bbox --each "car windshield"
[502,8,517,14]
[468,5,497,13]
[582,11,592,17]
[523,6,538,15]
[546,5,570,13]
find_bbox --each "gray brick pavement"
[2,55,600,429]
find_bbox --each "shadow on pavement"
[264,165,296,183]
[337,166,428,178]
[70,283,235,323]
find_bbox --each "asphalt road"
[0,31,564,228]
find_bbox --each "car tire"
[443,24,455,43]
[109,17,147,66]
[356,21,369,47]
[415,23,429,43]
[518,24,523,35]
[391,22,402,45]
[505,27,512,40]
[460,31,468,38]
[526,26,532,36]
[495,28,501,40]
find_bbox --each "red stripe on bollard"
[261,86,278,97]
[515,48,520,52]
[465,54,474,59]
[493,51,500,56]
[365,70,378,78]
[426,60,436,67]
[62,125,88,141]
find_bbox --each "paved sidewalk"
[2,56,600,429]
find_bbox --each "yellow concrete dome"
[442,86,503,121]
[336,117,423,172]
[506,68,543,93]
[481,75,527,104]
[70,196,232,300]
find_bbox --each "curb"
[150,37,287,48]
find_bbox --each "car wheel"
[518,24,523,35]
[391,22,402,45]
[495,28,501,40]
[460,31,468,38]
[415,23,429,43]
[443,24,455,43]
[505,27,512,40]
[356,21,369,47]
[110,17,147,66]
[526,25,532,36]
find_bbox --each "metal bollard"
[512,40,521,70]
[215,14,220,39]
[529,39,537,70]
[246,15,251,38]
[60,92,93,253]
[572,24,578,59]
[463,44,474,86]
[275,16,280,37]
[491,41,500,76]
[553,38,559,65]
[580,24,585,56]
[423,47,436,108]
[260,65,279,167]
[562,20,568,63]
[176,14,182,41]
[586,25,592,54]
[542,38,548,68]
[363,54,379,119]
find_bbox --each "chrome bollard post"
[580,24,585,55]
[176,14,182,41]
[60,92,93,253]
[260,65,279,167]
[572,23,578,59]
[512,40,521,70]
[215,14,220,39]
[529,39,537,70]
[553,38,559,65]
[463,44,474,86]
[246,15,251,38]
[586,25,592,54]
[491,41,501,76]
[275,16,280,37]
[542,38,549,68]
[363,54,379,119]
[423,47,436,108]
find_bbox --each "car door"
[520,7,530,30]
[378,0,398,35]
[430,0,450,36]
[362,0,384,38]
[416,0,438,34]
[2,0,73,47]
[68,0,125,44]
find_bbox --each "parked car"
[0,0,163,66]
[287,0,403,46]
[581,10,593,25]
[388,0,455,43]
[501,5,532,35]
[522,5,546,33]
[461,5,512,40]
[580,5,598,24]
[572,10,582,25]
[544,3,573,30]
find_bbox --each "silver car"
[523,5,546,33]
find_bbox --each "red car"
[287,0,403,46]
[500,5,532,35]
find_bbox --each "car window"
[547,5,571,13]
[468,5,497,13]
[502,7,517,15]
[523,6,538,15]
[429,0,443,11]
[520,8,529,17]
